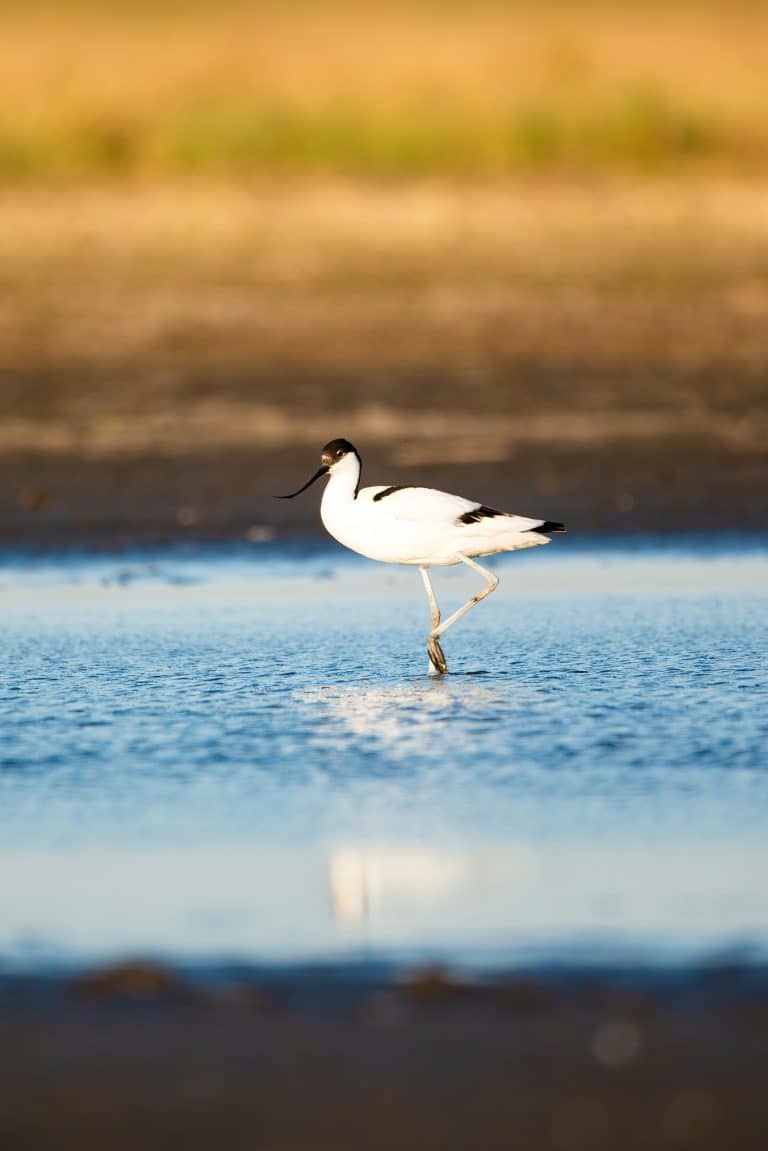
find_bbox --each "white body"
[320,453,551,566]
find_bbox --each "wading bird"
[277,439,565,674]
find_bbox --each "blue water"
[1,539,767,972]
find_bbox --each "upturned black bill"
[275,465,329,499]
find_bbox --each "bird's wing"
[361,485,548,533]
[362,485,493,524]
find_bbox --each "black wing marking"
[457,504,504,525]
[373,485,412,502]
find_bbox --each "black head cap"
[321,438,358,466]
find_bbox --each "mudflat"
[2,965,767,1150]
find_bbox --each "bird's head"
[276,439,360,498]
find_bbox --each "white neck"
[325,452,360,499]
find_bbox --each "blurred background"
[1,0,766,544]
[3,9,768,1146]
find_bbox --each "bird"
[276,438,565,674]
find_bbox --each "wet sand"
[2,964,767,1150]
[4,436,766,546]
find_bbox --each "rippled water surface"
[1,540,767,971]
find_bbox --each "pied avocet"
[278,439,565,674]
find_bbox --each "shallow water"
[1,539,767,972]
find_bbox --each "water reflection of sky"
[1,539,767,970]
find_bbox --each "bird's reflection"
[329,848,369,923]
[313,682,538,934]
[328,843,533,926]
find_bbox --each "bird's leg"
[428,555,499,649]
[419,565,441,630]
[419,566,448,675]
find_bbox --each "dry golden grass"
[2,1,768,177]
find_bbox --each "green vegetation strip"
[0,95,749,181]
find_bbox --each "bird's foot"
[427,635,448,675]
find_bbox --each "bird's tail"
[504,519,566,550]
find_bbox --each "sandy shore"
[2,962,767,1149]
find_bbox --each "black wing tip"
[532,520,566,534]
